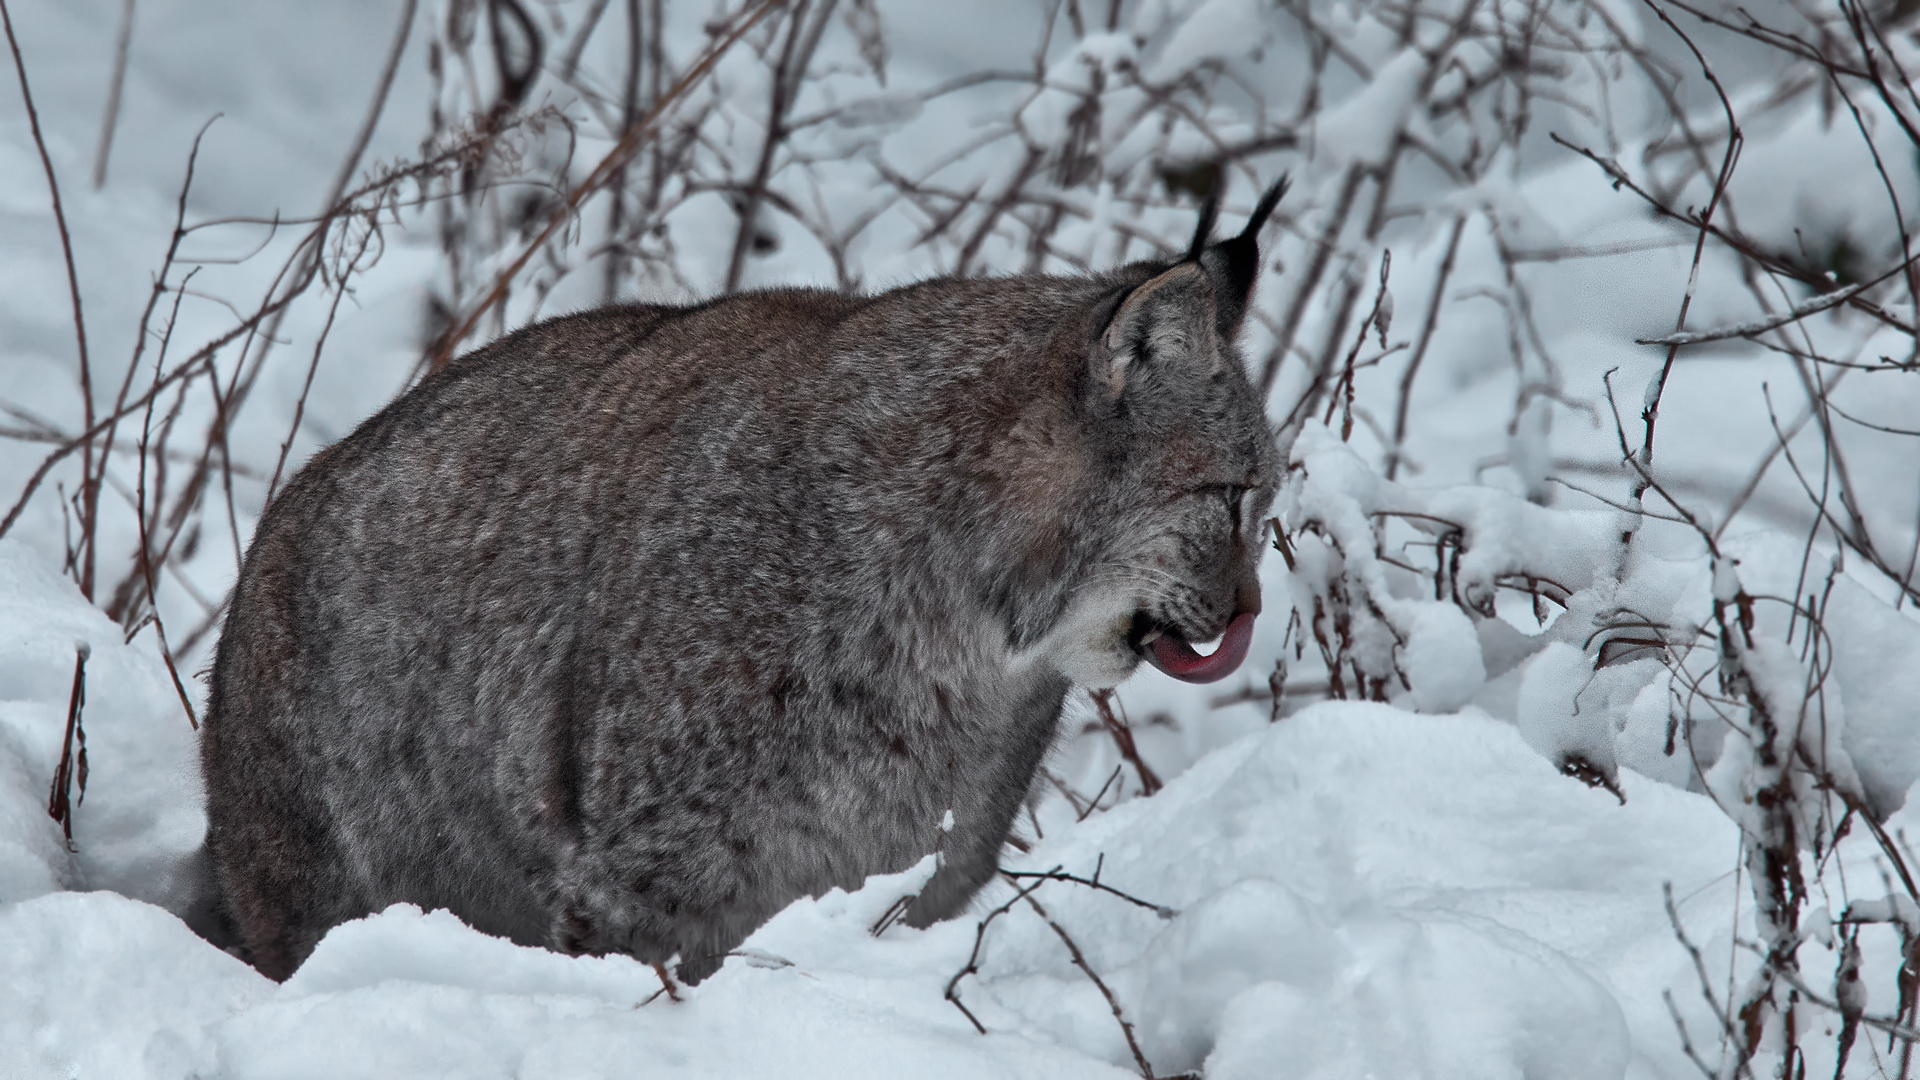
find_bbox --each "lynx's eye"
[1197,484,1249,531]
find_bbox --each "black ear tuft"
[1241,175,1290,244]
[1185,182,1223,263]
[1199,175,1290,341]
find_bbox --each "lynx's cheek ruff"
[1021,591,1150,690]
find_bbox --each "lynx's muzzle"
[1141,611,1257,683]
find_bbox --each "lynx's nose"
[1142,566,1263,683]
[1234,569,1263,618]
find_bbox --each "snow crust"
[0,538,1752,1078]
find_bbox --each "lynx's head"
[1037,181,1286,689]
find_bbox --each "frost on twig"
[1637,283,1868,347]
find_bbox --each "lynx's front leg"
[905,673,1069,926]
[546,867,681,966]
[901,833,1005,927]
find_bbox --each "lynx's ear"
[1092,177,1287,399]
[1096,262,1217,399]
[1191,175,1288,342]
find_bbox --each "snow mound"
[1819,576,1920,818]
[0,540,205,910]
[1,544,1745,1079]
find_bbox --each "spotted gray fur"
[201,194,1284,983]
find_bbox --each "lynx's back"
[203,186,1286,983]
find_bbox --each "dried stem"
[3,0,98,598]
[428,0,786,372]
[91,0,136,189]
[1021,893,1157,1079]
[45,644,90,851]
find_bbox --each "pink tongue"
[1145,612,1257,683]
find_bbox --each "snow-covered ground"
[0,536,1754,1078]
[7,0,1920,1076]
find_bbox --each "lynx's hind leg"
[202,524,373,981]
[202,756,370,981]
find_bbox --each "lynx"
[200,182,1287,984]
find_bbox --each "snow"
[0,891,268,1080]
[0,549,1769,1079]
[1313,48,1428,170]
[1145,0,1274,82]
[0,541,203,911]
[1818,575,1920,819]
[0,534,1755,1078]
[1397,601,1487,713]
[1014,701,1746,1078]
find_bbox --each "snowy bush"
[6,0,1920,1076]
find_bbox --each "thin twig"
[328,0,419,209]
[266,228,375,501]
[945,871,1055,1035]
[1388,214,1465,480]
[428,0,786,371]
[1638,283,1867,347]
[4,0,98,598]
[1630,0,1743,509]
[1021,893,1157,1078]
[723,0,830,294]
[91,0,137,188]
[1089,689,1162,796]
[134,285,200,730]
[999,859,1178,918]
